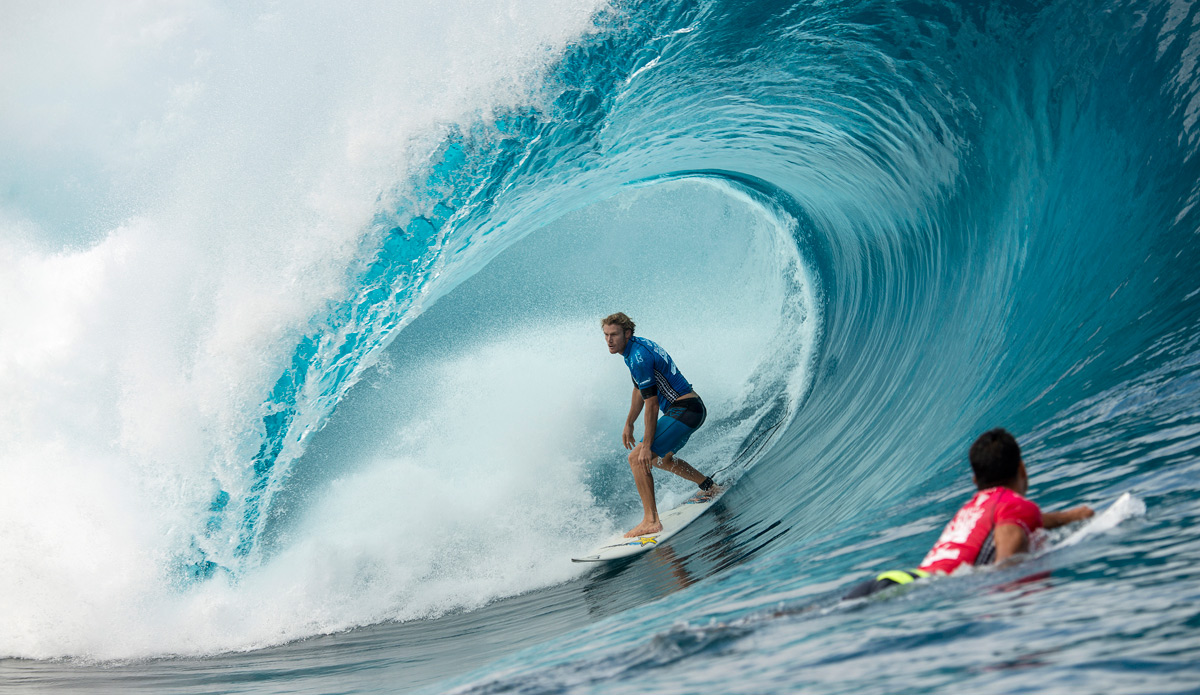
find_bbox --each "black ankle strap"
[699,476,714,491]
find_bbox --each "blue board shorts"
[647,395,707,456]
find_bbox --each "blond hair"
[601,312,635,334]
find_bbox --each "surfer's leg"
[649,400,716,496]
[843,576,899,600]
[657,453,715,491]
[656,449,719,498]
[626,448,663,537]
[842,569,929,600]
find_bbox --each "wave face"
[4,0,1200,691]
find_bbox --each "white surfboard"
[572,491,725,562]
[1055,491,1145,548]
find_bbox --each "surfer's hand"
[1043,505,1095,528]
[634,443,653,468]
[622,424,636,450]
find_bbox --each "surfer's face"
[603,324,630,354]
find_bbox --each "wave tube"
[0,162,817,656]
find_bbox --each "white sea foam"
[0,0,607,659]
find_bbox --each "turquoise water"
[3,0,1200,692]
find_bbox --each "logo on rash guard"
[938,503,987,545]
[919,491,991,568]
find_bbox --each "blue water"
[4,0,1200,692]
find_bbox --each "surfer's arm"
[992,523,1030,563]
[1042,505,1094,529]
[630,395,659,467]
[641,394,659,452]
[623,388,644,450]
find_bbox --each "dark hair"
[969,428,1022,488]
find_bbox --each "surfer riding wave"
[603,312,720,538]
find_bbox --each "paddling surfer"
[845,428,1094,598]
[602,312,719,538]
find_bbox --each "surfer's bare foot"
[625,519,663,537]
[692,483,722,501]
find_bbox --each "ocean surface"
[3,0,1200,693]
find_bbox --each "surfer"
[845,427,1094,599]
[602,312,719,538]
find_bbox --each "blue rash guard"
[622,336,693,414]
